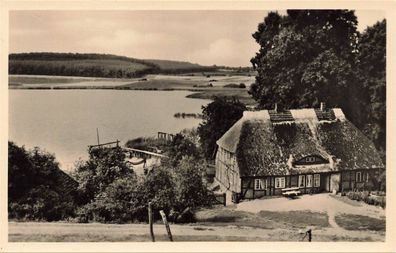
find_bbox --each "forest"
[9,52,217,78]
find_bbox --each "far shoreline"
[9,74,257,106]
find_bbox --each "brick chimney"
[320,102,326,111]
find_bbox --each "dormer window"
[305,157,316,163]
[293,155,329,166]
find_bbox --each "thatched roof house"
[214,105,384,204]
[52,169,79,196]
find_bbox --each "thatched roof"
[216,108,384,177]
[52,169,78,195]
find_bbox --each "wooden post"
[148,202,155,242]
[159,210,173,242]
[96,128,100,145]
[301,228,312,242]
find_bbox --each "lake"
[9,89,210,171]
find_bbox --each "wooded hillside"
[9,52,216,78]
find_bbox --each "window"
[298,175,305,187]
[305,157,316,162]
[366,172,369,182]
[356,172,362,182]
[314,174,320,187]
[254,179,267,190]
[254,179,261,190]
[275,177,285,188]
[306,175,313,187]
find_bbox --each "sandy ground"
[147,74,255,88]
[236,193,385,219]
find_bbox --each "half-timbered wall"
[240,173,328,199]
[340,169,377,191]
[215,147,241,193]
[238,169,380,201]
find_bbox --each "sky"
[9,10,386,67]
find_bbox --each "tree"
[197,97,246,160]
[250,10,360,116]
[73,147,134,205]
[250,10,386,158]
[76,177,140,223]
[357,20,386,155]
[165,133,201,167]
[8,142,35,200]
[173,156,213,210]
[8,142,75,221]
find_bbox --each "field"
[9,194,385,242]
[9,73,257,105]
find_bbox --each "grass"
[258,210,329,229]
[8,233,271,242]
[186,89,256,105]
[335,214,385,231]
[194,206,329,230]
[121,79,197,89]
[9,75,92,85]
[9,206,383,243]
[328,193,362,207]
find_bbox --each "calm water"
[9,89,209,171]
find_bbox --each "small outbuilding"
[214,104,384,205]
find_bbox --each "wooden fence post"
[148,202,155,242]
[301,228,312,242]
[160,210,173,242]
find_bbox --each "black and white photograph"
[1,1,395,251]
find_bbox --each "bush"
[125,137,165,152]
[73,147,133,205]
[164,134,201,167]
[173,156,214,210]
[176,207,195,223]
[223,83,246,88]
[8,142,77,221]
[9,185,75,221]
[345,190,386,208]
[76,176,145,223]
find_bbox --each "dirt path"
[8,221,384,242]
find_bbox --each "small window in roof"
[294,155,328,165]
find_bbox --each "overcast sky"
[10,10,386,67]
